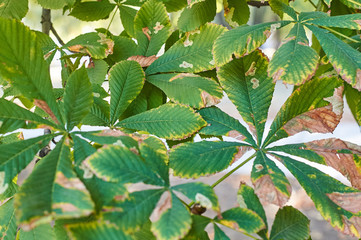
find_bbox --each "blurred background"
[19,0,361,239]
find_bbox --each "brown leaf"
[127,55,158,67]
[227,130,246,141]
[231,146,252,165]
[142,27,151,40]
[253,175,291,207]
[283,86,343,135]
[150,190,172,222]
[34,99,59,124]
[327,192,361,213]
[55,172,87,192]
[201,91,220,107]
[341,215,361,238]
[305,138,361,190]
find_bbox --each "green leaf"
[161,0,187,12]
[19,223,56,240]
[172,182,219,211]
[0,198,17,240]
[64,67,93,131]
[66,221,132,240]
[151,192,192,240]
[72,134,97,166]
[170,141,251,178]
[213,21,291,66]
[213,224,230,240]
[218,51,274,144]
[107,36,137,64]
[147,73,222,108]
[85,145,165,186]
[77,130,138,148]
[134,0,171,56]
[34,30,58,64]
[216,207,265,234]
[109,60,145,125]
[15,138,94,228]
[0,181,17,201]
[87,60,108,85]
[0,132,24,144]
[270,206,310,240]
[275,154,361,238]
[63,32,114,59]
[0,18,62,125]
[198,107,256,146]
[69,1,116,21]
[118,103,206,140]
[269,0,297,20]
[224,0,249,28]
[178,0,216,32]
[0,134,55,186]
[133,221,156,240]
[251,151,291,207]
[268,144,325,165]
[269,23,319,85]
[237,183,268,238]
[118,5,137,38]
[264,77,343,147]
[346,83,361,126]
[146,23,227,74]
[0,99,59,129]
[305,14,361,30]
[36,0,74,9]
[82,98,110,127]
[140,136,170,185]
[103,189,164,230]
[0,0,28,19]
[339,0,361,9]
[183,215,211,240]
[306,25,361,90]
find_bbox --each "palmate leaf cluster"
[0,0,361,239]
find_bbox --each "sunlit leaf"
[118,5,137,38]
[36,0,75,9]
[183,215,211,240]
[146,23,226,74]
[223,0,250,28]
[0,198,17,240]
[170,141,251,178]
[117,103,206,140]
[269,23,319,85]
[19,223,56,240]
[339,0,361,9]
[218,50,274,144]
[69,1,116,21]
[305,14,361,30]
[0,0,28,19]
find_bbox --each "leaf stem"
[321,26,360,43]
[106,6,119,34]
[308,0,317,9]
[211,152,256,188]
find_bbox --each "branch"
[50,25,65,45]
[247,1,269,8]
[41,9,51,35]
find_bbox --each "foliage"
[0,0,361,239]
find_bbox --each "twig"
[41,9,51,35]
[50,25,65,45]
[248,1,269,8]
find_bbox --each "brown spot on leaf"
[150,191,172,222]
[263,29,271,38]
[341,215,361,238]
[245,62,257,76]
[305,138,361,190]
[127,55,158,67]
[96,129,127,137]
[52,203,80,213]
[201,91,220,107]
[142,27,151,40]
[231,146,251,165]
[327,192,361,213]
[354,20,361,27]
[227,130,246,141]
[250,78,259,89]
[356,69,361,91]
[297,41,309,46]
[34,99,59,124]
[55,172,87,191]
[68,44,87,54]
[169,73,195,81]
[97,33,114,56]
[272,68,284,82]
[253,175,291,207]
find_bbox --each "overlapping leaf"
[118,5,137,38]
[213,224,230,240]
[270,206,310,240]
[63,32,114,59]
[109,60,145,125]
[0,198,17,240]
[251,151,291,207]
[305,13,361,30]
[276,154,361,238]
[64,67,93,131]
[346,83,361,126]
[177,0,216,32]
[339,0,361,9]
[213,21,291,66]
[151,192,192,240]
[0,18,62,125]
[223,0,249,28]
[15,138,94,229]
[147,73,222,108]
[0,134,55,186]
[19,223,56,240]
[183,215,211,240]
[69,1,116,21]
[264,77,343,146]
[0,0,28,19]
[36,0,74,9]
[146,23,226,74]
[218,50,274,144]
[161,0,187,12]
[306,25,361,90]
[170,141,251,178]
[117,103,206,140]
[85,145,165,186]
[172,182,219,211]
[134,0,171,56]
[269,23,319,85]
